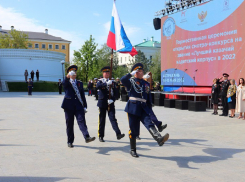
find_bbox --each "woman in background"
[227,79,237,118]
[236,78,245,119]
[211,78,220,115]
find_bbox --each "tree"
[150,50,161,82]
[91,43,128,80]
[0,29,31,49]
[73,35,97,82]
[129,50,152,72]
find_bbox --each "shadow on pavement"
[0,176,77,182]
[140,148,245,169]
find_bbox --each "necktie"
[70,80,83,106]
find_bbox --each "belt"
[129,97,146,103]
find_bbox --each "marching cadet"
[58,79,62,95]
[217,73,231,116]
[115,77,121,100]
[27,78,33,96]
[121,63,169,158]
[96,66,125,142]
[61,65,95,148]
[93,78,98,100]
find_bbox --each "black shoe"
[130,150,139,158]
[212,112,215,115]
[68,143,74,148]
[85,137,96,143]
[219,114,225,116]
[99,137,105,142]
[149,127,169,146]
[136,136,141,140]
[158,123,167,132]
[117,133,125,140]
[130,137,139,157]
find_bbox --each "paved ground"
[0,92,245,182]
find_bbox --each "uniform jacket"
[61,77,87,111]
[27,81,33,87]
[96,79,117,108]
[121,73,152,116]
[217,79,231,96]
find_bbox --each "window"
[128,56,130,62]
[42,44,46,49]
[125,57,127,62]
[28,44,32,48]
[62,45,66,50]
[120,57,122,63]
[35,44,39,48]
[55,45,59,49]
[49,44,53,49]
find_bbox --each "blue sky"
[0,0,164,59]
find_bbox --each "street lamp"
[60,60,65,80]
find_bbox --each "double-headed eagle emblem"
[198,11,207,22]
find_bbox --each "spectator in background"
[58,79,62,95]
[36,70,39,81]
[236,78,245,119]
[154,82,161,91]
[211,78,220,115]
[31,70,35,81]
[87,80,93,96]
[27,78,33,96]
[24,70,28,82]
[227,79,237,118]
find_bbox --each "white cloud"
[93,12,100,17]
[0,5,84,61]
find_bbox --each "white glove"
[84,107,87,113]
[131,70,138,76]
[107,80,113,86]
[143,74,150,79]
[108,99,114,105]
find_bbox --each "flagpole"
[108,48,113,111]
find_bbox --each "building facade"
[117,37,161,66]
[0,26,71,63]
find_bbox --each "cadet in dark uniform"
[58,79,62,95]
[115,77,121,100]
[93,78,98,100]
[96,66,125,142]
[61,65,95,148]
[27,78,33,96]
[217,73,231,116]
[121,63,169,158]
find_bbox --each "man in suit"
[36,70,39,81]
[31,70,35,81]
[58,79,62,95]
[96,66,125,142]
[24,70,28,82]
[61,65,95,148]
[217,73,231,116]
[121,63,169,158]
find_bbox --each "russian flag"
[107,1,138,57]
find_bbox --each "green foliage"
[73,35,97,82]
[129,50,152,72]
[73,39,128,81]
[150,50,161,82]
[0,29,30,49]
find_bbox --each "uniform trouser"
[128,111,155,139]
[28,86,32,95]
[64,109,90,143]
[98,106,121,138]
[149,109,162,127]
[59,87,62,94]
[221,95,228,115]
